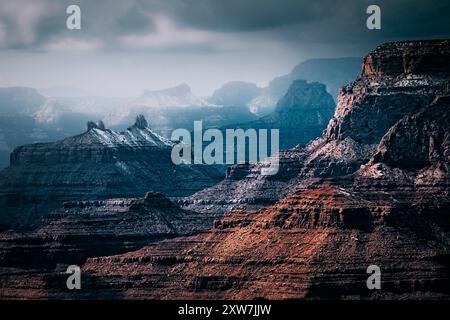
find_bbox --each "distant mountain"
[221,80,336,151]
[268,57,362,99]
[262,80,336,148]
[208,81,262,107]
[0,87,46,115]
[0,115,223,230]
[55,96,132,116]
[38,86,93,98]
[212,58,361,116]
[106,83,258,136]
[136,83,214,108]
[254,57,361,115]
[0,87,104,168]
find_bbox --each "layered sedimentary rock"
[0,115,222,230]
[58,40,449,300]
[69,179,448,300]
[6,174,446,299]
[0,191,223,299]
[182,40,450,215]
[0,191,212,268]
[56,87,449,299]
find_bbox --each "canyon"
[0,39,449,299]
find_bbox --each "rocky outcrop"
[362,40,450,78]
[0,115,222,230]
[0,191,225,299]
[372,96,450,172]
[0,192,214,270]
[204,80,335,178]
[77,180,447,300]
[263,80,336,148]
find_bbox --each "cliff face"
[317,41,449,175]
[216,80,335,158]
[0,115,222,230]
[263,80,336,148]
[248,57,361,115]
[372,96,450,172]
[0,192,213,269]
[362,40,450,78]
[183,40,450,215]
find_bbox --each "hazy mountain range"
[210,57,361,115]
[0,57,361,168]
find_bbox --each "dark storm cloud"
[138,0,450,37]
[114,6,155,35]
[0,0,449,52]
[0,0,156,50]
[137,0,334,31]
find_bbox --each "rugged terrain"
[0,40,449,299]
[0,115,222,230]
[75,40,450,300]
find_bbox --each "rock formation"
[56,40,449,300]
[183,40,450,215]
[219,80,336,150]
[0,115,222,230]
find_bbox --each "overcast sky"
[1,0,449,96]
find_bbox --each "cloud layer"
[1,0,449,96]
[1,0,449,52]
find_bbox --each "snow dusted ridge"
[65,115,173,148]
[131,83,215,109]
[90,126,173,148]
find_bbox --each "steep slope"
[0,115,222,230]
[206,80,335,178]
[183,40,450,216]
